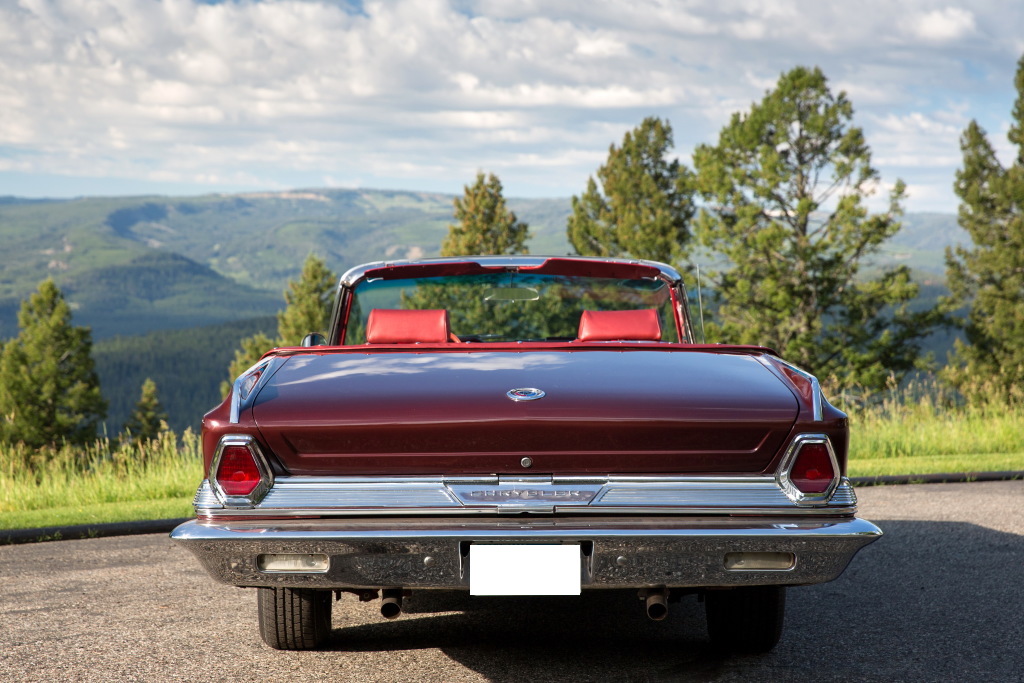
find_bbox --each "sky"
[1,0,1023,213]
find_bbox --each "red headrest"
[366,309,451,344]
[578,309,662,342]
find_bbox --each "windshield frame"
[329,256,696,345]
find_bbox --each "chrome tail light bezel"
[776,433,840,505]
[210,435,275,508]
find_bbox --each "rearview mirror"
[301,333,327,347]
[484,287,540,302]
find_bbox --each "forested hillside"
[1,187,965,432]
[93,315,277,434]
[0,190,572,339]
[0,188,961,340]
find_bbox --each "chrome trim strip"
[229,356,286,424]
[829,478,858,507]
[194,481,220,509]
[810,375,823,421]
[339,256,683,288]
[192,475,858,517]
[757,355,824,421]
[262,482,460,508]
[171,516,882,589]
[594,481,793,507]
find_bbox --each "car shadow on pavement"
[313,520,1023,682]
[323,589,738,680]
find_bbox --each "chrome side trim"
[810,375,823,421]
[229,356,286,424]
[758,355,824,421]
[194,481,220,509]
[829,478,858,507]
[192,475,859,517]
[171,516,882,590]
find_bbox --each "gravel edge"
[1,517,192,545]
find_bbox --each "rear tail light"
[216,445,263,496]
[789,441,835,493]
[211,435,274,506]
[778,434,839,504]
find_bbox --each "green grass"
[848,453,1024,478]
[1,498,193,530]
[843,381,1024,478]
[0,429,202,530]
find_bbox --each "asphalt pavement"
[1,480,1021,682]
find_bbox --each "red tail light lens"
[216,445,262,496]
[778,434,839,504]
[790,442,835,493]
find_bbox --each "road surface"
[1,480,1021,682]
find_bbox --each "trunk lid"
[251,349,798,475]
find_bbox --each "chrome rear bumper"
[171,515,881,590]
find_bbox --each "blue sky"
[2,0,1022,212]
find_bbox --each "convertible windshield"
[345,271,680,343]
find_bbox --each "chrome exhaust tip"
[380,588,403,619]
[640,588,670,621]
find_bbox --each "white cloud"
[574,34,629,58]
[870,111,966,167]
[909,7,977,42]
[0,0,1022,212]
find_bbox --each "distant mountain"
[874,212,968,275]
[0,186,960,341]
[0,188,572,339]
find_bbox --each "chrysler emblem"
[507,387,546,402]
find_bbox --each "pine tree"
[222,255,338,395]
[568,117,694,263]
[944,55,1024,402]
[692,66,940,391]
[123,377,168,441]
[0,279,107,448]
[441,172,529,256]
[277,254,337,345]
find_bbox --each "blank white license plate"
[470,544,581,596]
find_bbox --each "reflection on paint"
[277,352,571,385]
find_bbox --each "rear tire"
[704,585,785,654]
[257,587,332,650]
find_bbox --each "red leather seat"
[577,309,662,342]
[366,309,452,344]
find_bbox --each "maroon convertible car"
[172,256,881,652]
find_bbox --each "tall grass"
[0,429,203,523]
[837,378,1024,475]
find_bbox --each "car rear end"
[171,256,881,652]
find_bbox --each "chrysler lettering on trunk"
[448,484,603,505]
